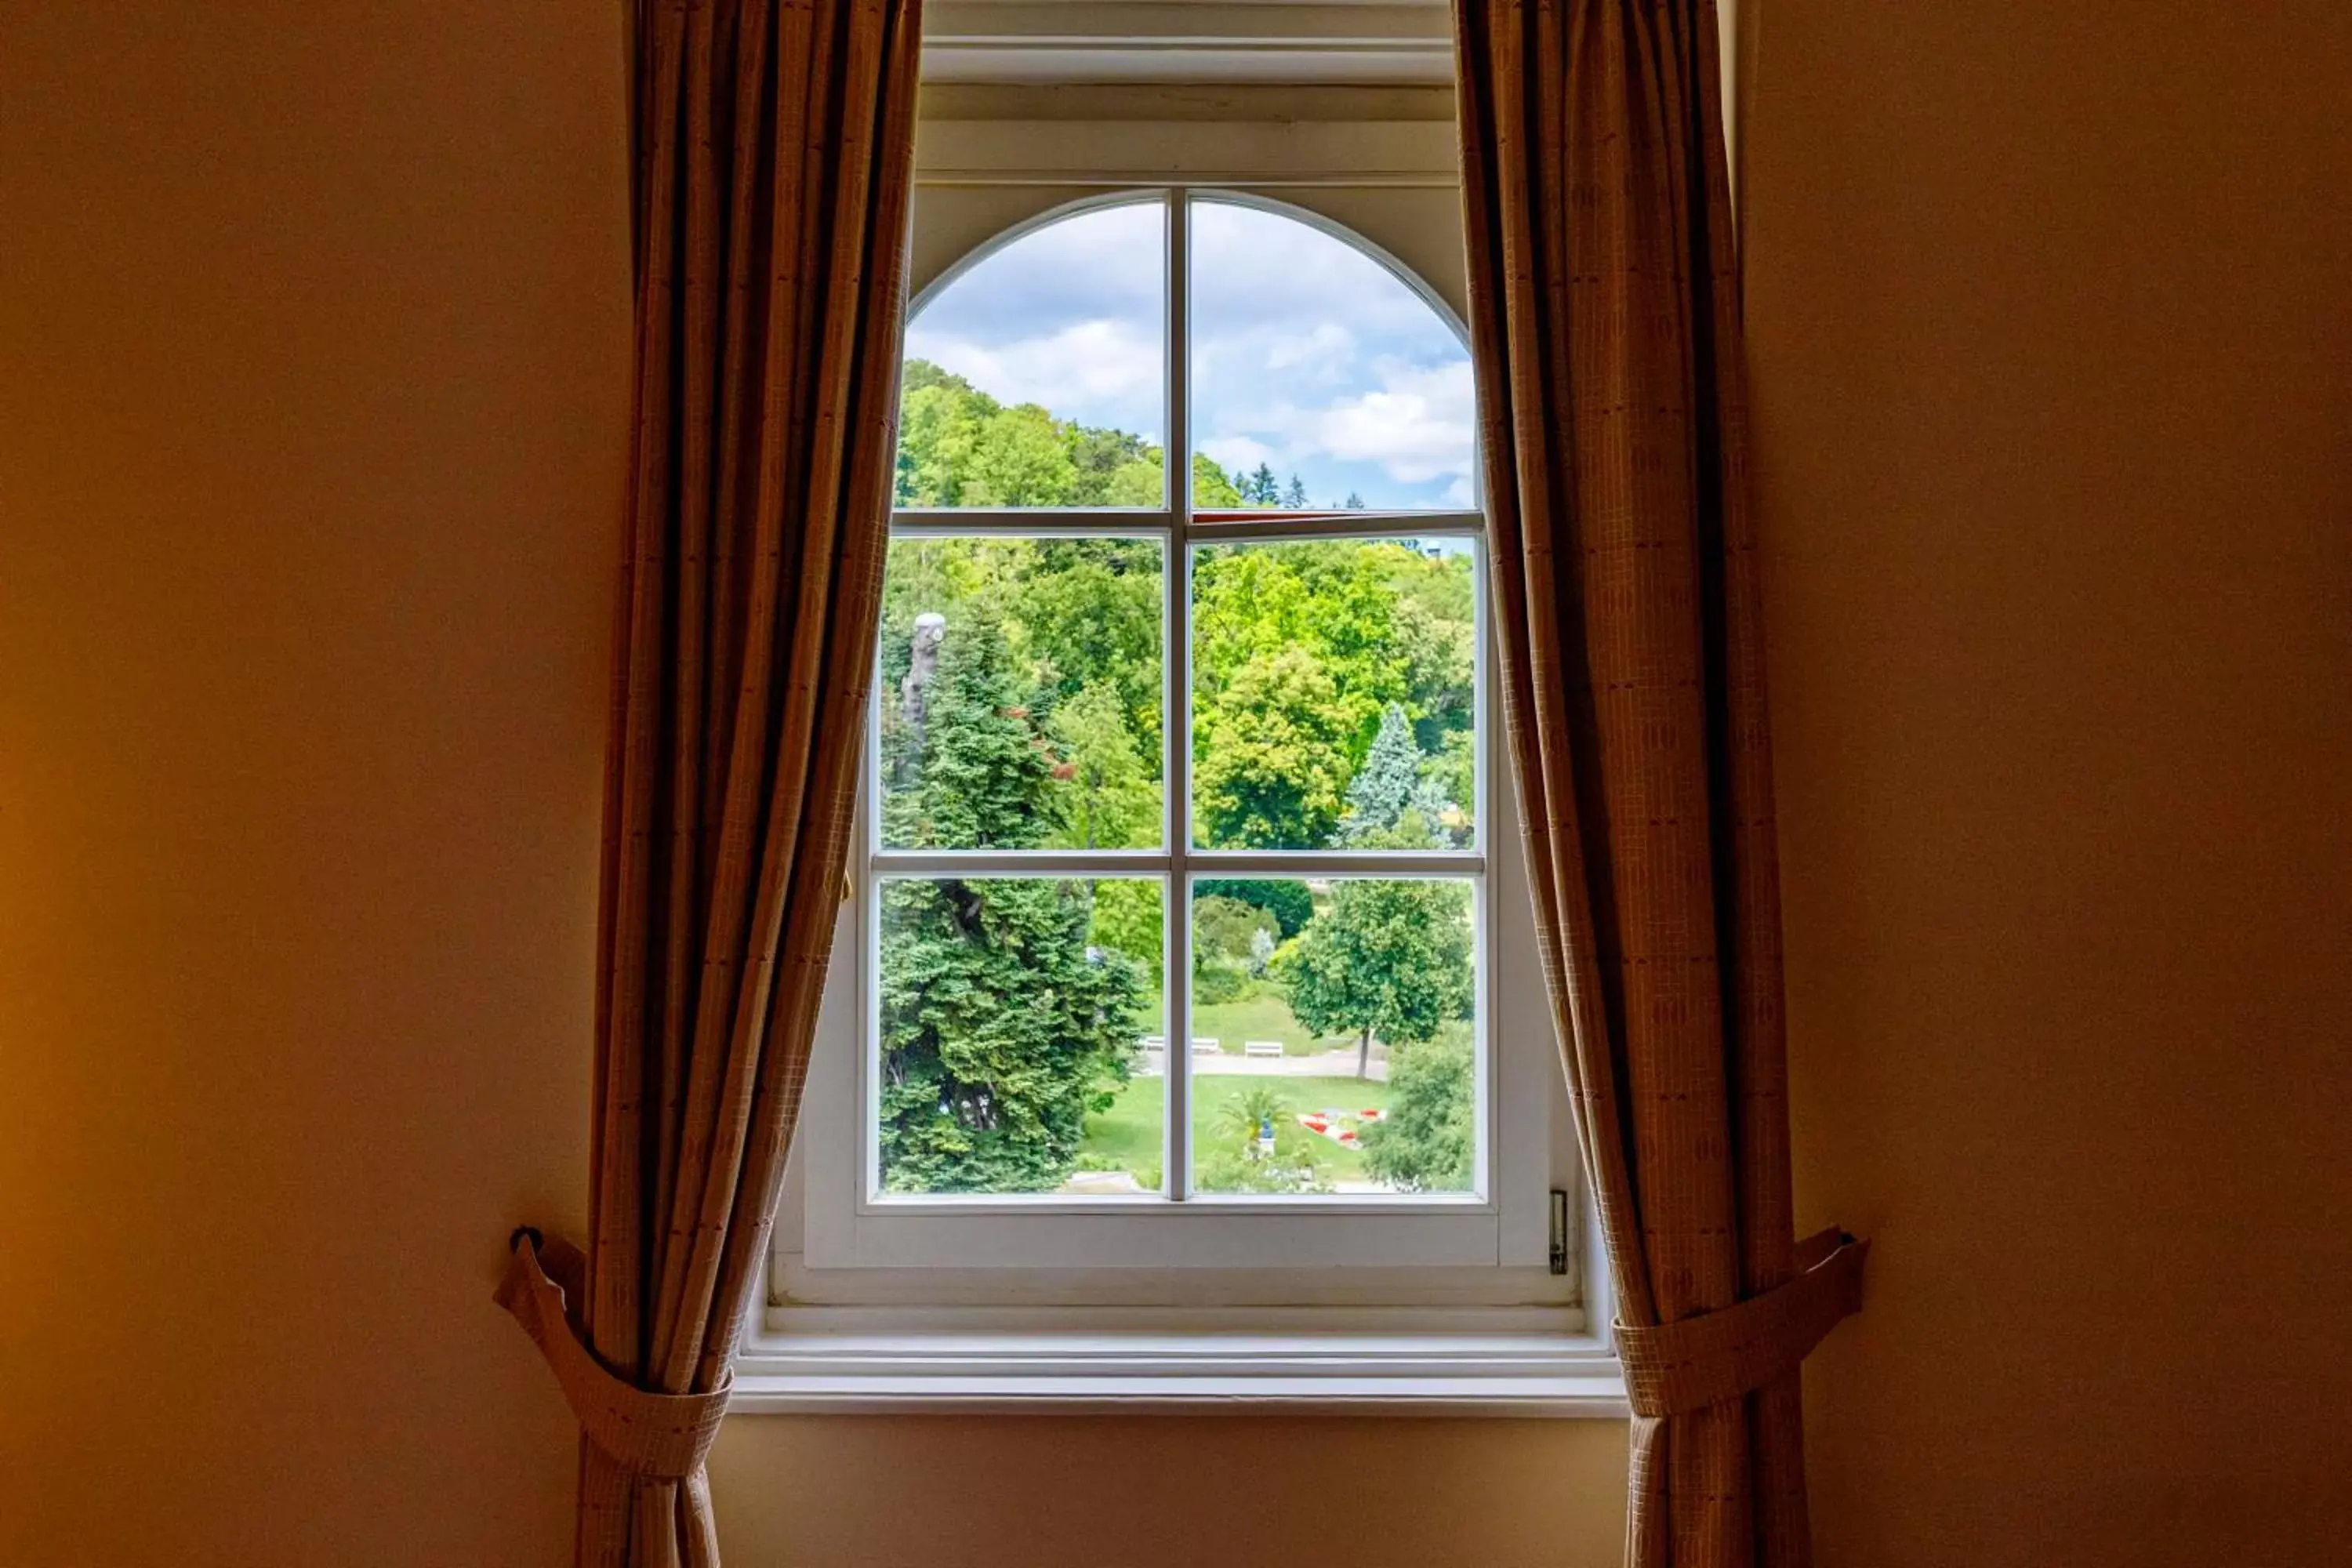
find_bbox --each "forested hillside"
[873,365,1479,1195]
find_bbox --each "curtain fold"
[503,2,924,1563]
[1450,2,1860,1564]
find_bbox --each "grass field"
[1079,1073,1393,1187]
[1190,992,1358,1056]
[1132,986,1358,1058]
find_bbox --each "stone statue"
[899,612,946,764]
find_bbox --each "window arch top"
[895,191,1478,515]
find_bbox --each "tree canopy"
[877,608,1152,1192]
[1360,1033,1475,1192]
[1274,877,1474,1080]
[874,362,1483,1192]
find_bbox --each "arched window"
[863,191,1488,1215]
[895,193,1475,514]
[784,189,1577,1313]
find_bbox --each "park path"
[1134,1046,1388,1083]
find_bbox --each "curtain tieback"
[494,1230,733,1480]
[1614,1227,1870,1418]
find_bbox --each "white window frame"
[746,181,1624,1416]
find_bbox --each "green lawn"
[1189,991,1357,1057]
[1130,985,1356,1058]
[1075,1074,1163,1188]
[1080,1073,1394,1187]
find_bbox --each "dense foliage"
[1191,539,1475,849]
[876,604,1150,1192]
[1274,877,1474,1080]
[875,365,1481,1192]
[895,358,1245,510]
[1193,878,1314,939]
[1197,1083,1332,1196]
[1360,1034,1475,1192]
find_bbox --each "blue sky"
[902,197,1477,510]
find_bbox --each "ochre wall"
[0,4,625,1561]
[1744,2,2352,1561]
[3,3,2346,1566]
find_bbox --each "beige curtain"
[496,1,924,1563]
[1452,2,1865,1564]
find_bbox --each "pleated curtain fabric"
[501,2,924,1564]
[1451,2,1860,1565]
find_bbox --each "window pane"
[878,877,1167,1196]
[896,198,1167,509]
[1187,877,1477,1196]
[880,536,1163,851]
[1189,198,1475,514]
[1190,538,1475,851]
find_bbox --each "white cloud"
[907,318,1163,436]
[1263,321,1356,374]
[1303,360,1477,485]
[1200,434,1276,474]
[903,195,1479,504]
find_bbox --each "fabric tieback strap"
[1614,1227,1871,1419]
[494,1230,732,1481]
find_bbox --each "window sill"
[731,1323,1628,1417]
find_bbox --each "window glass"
[879,537,1164,851]
[879,876,1167,1196]
[866,195,1486,1210]
[895,200,1167,509]
[1187,877,1478,1196]
[1189,198,1475,513]
[1191,538,1476,851]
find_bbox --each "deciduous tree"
[1360,1033,1474,1192]
[1275,877,1472,1079]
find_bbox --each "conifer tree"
[878,613,1146,1192]
[1339,702,1425,843]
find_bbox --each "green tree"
[1196,1083,1329,1194]
[1274,877,1472,1079]
[879,877,1145,1192]
[1282,474,1310,509]
[1192,645,1355,848]
[881,608,1052,849]
[895,359,1197,514]
[1193,878,1314,939]
[1089,879,1165,994]
[1192,452,1243,507]
[877,612,1147,1192]
[1014,539,1163,766]
[1425,729,1476,838]
[1063,423,1154,504]
[894,379,985,506]
[1340,702,1424,841]
[1191,893,1276,1004]
[1190,539,1447,804]
[1193,895,1276,967]
[1102,459,1165,506]
[966,403,1076,504]
[1044,680,1156,851]
[1360,1033,1474,1192]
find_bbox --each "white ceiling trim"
[921,1,1455,85]
[913,117,1460,186]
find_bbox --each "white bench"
[1138,1035,1166,1051]
[1190,1037,1221,1054]
[1243,1040,1286,1058]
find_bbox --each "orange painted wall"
[3,3,2346,1566]
[0,3,626,1561]
[1744,2,2352,1561]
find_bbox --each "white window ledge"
[731,1327,1627,1417]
